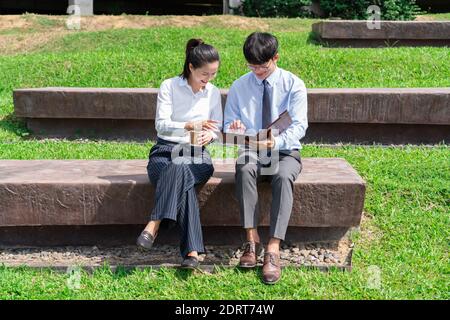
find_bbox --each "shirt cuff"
[273,136,283,151]
[171,121,187,129]
[210,130,219,142]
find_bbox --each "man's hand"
[185,120,219,132]
[248,129,276,150]
[228,120,246,133]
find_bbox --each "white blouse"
[155,76,223,144]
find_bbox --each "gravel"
[0,239,353,269]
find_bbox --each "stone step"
[13,87,450,144]
[0,159,365,228]
[312,21,450,47]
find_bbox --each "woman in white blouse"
[136,39,223,269]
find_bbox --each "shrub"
[241,0,313,18]
[319,0,421,20]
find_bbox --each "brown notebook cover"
[265,110,293,133]
[222,110,293,145]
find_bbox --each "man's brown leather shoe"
[262,252,281,285]
[239,241,263,268]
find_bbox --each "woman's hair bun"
[180,38,219,79]
[186,38,204,55]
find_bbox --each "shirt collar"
[253,67,281,87]
[178,76,210,95]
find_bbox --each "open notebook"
[222,110,293,145]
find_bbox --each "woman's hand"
[185,120,219,132]
[196,130,214,146]
[228,119,246,133]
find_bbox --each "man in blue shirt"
[224,32,308,284]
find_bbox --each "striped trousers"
[146,138,214,258]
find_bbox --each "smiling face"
[247,53,279,80]
[188,61,220,89]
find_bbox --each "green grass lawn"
[0,15,448,300]
[0,15,449,141]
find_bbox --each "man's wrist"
[272,136,281,150]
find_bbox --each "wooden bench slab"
[312,21,450,47]
[13,87,450,144]
[0,158,366,228]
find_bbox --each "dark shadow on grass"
[174,268,195,281]
[110,265,136,279]
[92,264,235,281]
[306,31,324,46]
[0,113,30,140]
[88,264,136,279]
[96,265,198,282]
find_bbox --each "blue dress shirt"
[224,67,308,151]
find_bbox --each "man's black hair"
[243,32,278,65]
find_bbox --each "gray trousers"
[235,149,302,240]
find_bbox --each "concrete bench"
[13,87,450,144]
[0,158,365,246]
[312,21,450,47]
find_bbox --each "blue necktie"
[262,79,271,129]
[260,79,272,164]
